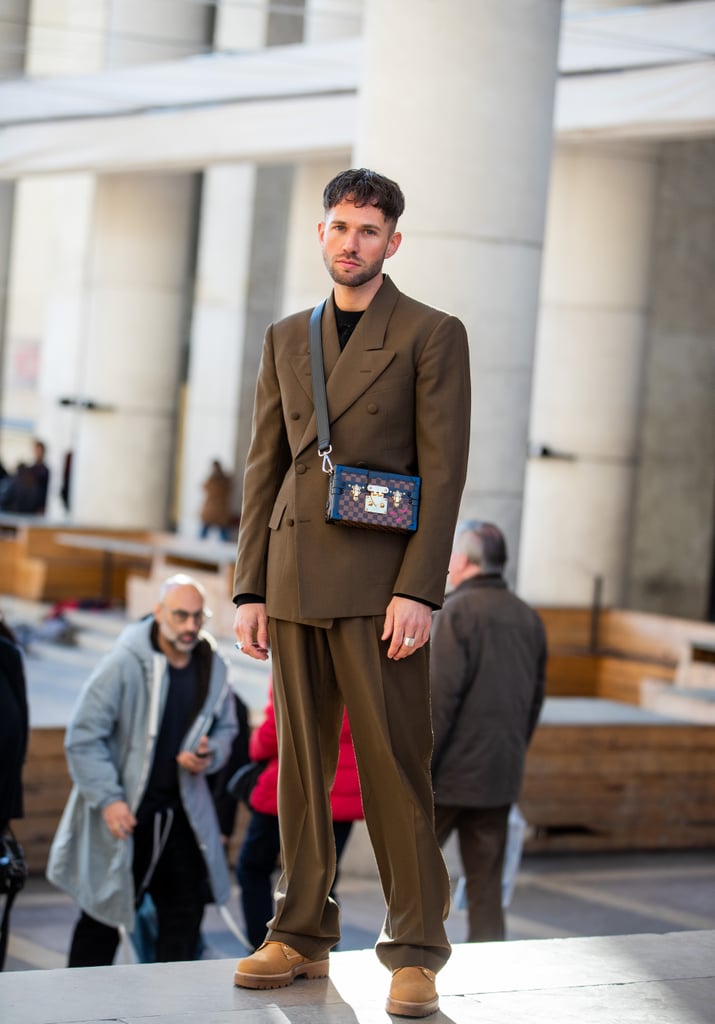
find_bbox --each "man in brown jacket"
[430,521,546,943]
[232,168,470,1017]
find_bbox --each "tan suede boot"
[386,966,439,1017]
[233,940,329,990]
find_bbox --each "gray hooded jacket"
[47,617,237,931]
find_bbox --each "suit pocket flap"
[269,501,286,530]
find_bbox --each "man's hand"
[102,800,136,841]
[177,734,211,774]
[233,603,270,661]
[382,596,432,660]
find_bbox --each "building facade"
[0,0,713,620]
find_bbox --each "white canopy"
[0,2,713,178]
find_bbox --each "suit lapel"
[296,277,400,456]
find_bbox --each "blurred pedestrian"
[236,686,363,951]
[29,440,49,514]
[199,460,232,541]
[430,521,546,942]
[0,614,29,970]
[47,574,237,966]
[0,615,28,834]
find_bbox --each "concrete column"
[281,159,350,319]
[178,0,344,535]
[280,2,363,317]
[0,0,29,77]
[626,139,715,619]
[304,0,363,41]
[0,2,63,475]
[517,142,659,607]
[69,173,197,528]
[355,0,562,576]
[0,183,14,432]
[3,2,210,521]
[177,165,256,536]
[177,2,277,536]
[0,2,27,459]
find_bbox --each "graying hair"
[159,574,206,603]
[453,521,507,574]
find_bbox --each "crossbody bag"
[309,301,420,534]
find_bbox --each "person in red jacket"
[236,686,363,951]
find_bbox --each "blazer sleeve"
[233,324,293,600]
[393,314,471,608]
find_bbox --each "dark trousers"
[434,803,510,942]
[199,523,229,541]
[236,809,353,951]
[68,806,208,967]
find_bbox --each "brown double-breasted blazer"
[233,276,471,622]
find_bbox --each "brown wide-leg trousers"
[266,616,452,973]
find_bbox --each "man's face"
[318,199,401,289]
[154,584,205,655]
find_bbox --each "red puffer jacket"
[248,686,364,822]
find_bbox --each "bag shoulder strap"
[309,301,332,470]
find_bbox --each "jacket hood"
[115,616,156,659]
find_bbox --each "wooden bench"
[520,607,715,851]
[522,708,715,851]
[0,521,154,603]
[13,728,72,875]
[13,604,715,872]
[538,606,713,707]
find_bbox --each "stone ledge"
[1,930,712,1024]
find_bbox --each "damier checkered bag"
[310,302,421,536]
[326,465,420,533]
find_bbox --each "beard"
[159,621,198,654]
[323,251,386,289]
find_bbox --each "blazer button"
[286,518,295,527]
[296,463,307,475]
[367,403,378,414]
[290,411,300,420]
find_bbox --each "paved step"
[1,929,713,1024]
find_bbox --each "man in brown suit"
[232,168,470,1017]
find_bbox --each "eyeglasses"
[165,608,212,625]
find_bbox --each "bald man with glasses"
[48,574,237,966]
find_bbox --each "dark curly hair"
[322,168,405,225]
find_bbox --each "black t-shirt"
[334,300,364,350]
[137,659,198,824]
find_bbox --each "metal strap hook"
[319,445,333,474]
